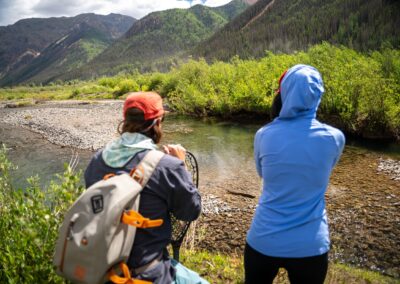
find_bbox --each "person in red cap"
[84,92,208,283]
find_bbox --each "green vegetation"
[1,43,399,140]
[2,36,112,87]
[79,38,110,62]
[0,14,135,87]
[180,250,244,283]
[0,146,398,283]
[166,43,400,139]
[0,81,90,101]
[326,263,400,284]
[195,0,400,60]
[62,1,249,80]
[0,145,83,283]
[180,250,399,283]
[2,0,398,85]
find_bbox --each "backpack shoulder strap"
[130,150,164,189]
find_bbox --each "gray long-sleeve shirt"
[84,149,201,283]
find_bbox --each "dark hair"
[270,92,282,120]
[118,108,163,144]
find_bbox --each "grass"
[180,249,244,283]
[327,263,400,284]
[3,99,38,108]
[0,84,74,100]
[179,249,400,284]
[0,81,114,101]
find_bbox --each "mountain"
[0,13,135,86]
[194,0,400,61]
[61,0,251,80]
[214,0,256,19]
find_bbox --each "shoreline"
[2,98,400,143]
[1,100,122,151]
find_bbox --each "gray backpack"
[53,150,164,284]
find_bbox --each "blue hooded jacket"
[247,65,345,257]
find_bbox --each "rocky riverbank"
[1,100,399,278]
[2,100,122,150]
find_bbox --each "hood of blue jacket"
[279,64,324,119]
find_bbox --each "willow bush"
[90,43,399,139]
[167,44,399,138]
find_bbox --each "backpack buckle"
[121,210,163,228]
[108,262,152,284]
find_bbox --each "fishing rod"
[171,150,199,262]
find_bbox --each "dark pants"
[244,243,328,284]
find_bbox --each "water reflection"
[162,115,259,182]
[0,124,92,189]
[346,136,400,159]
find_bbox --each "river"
[0,114,259,188]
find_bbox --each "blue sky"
[0,0,232,26]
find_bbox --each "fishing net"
[170,151,199,261]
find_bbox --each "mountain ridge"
[0,13,135,85]
[58,0,250,81]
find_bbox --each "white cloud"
[0,0,233,26]
[200,0,231,6]
[0,0,41,26]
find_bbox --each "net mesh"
[171,151,198,247]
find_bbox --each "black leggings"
[244,243,328,284]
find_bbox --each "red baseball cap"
[276,69,288,94]
[123,92,164,120]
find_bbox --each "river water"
[0,123,92,188]
[1,115,260,188]
[1,114,399,188]
[1,114,400,277]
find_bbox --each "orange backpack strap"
[103,173,116,180]
[108,262,152,284]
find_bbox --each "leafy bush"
[0,146,83,283]
[112,79,140,98]
[152,43,400,139]
[98,77,119,88]
[70,88,80,98]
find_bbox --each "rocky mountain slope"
[0,13,135,86]
[60,0,250,80]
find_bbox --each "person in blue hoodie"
[245,65,345,284]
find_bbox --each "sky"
[0,0,233,26]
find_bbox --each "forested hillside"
[0,14,135,86]
[60,0,249,80]
[194,0,400,60]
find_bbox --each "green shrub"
[162,43,400,139]
[70,89,80,98]
[98,77,119,88]
[113,79,140,98]
[0,145,83,283]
